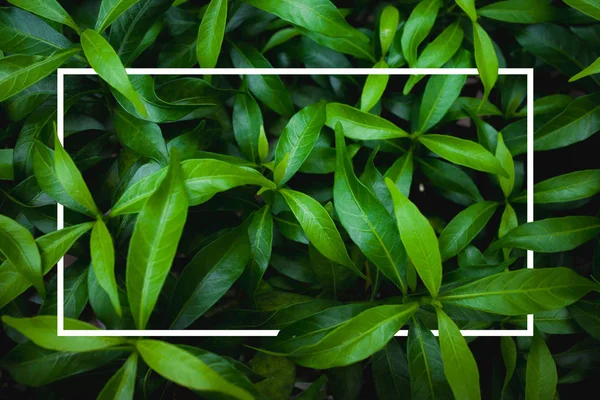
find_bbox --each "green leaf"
[490,216,600,253]
[401,0,441,66]
[298,27,375,62]
[181,345,266,399]
[293,303,420,369]
[95,0,141,33]
[534,92,600,151]
[454,0,477,21]
[279,188,360,276]
[437,308,481,400]
[252,353,296,400]
[496,133,515,198]
[32,142,92,216]
[418,157,483,203]
[233,92,264,163]
[38,260,88,319]
[0,214,44,297]
[264,303,371,355]
[334,126,407,292]
[438,201,498,262]
[0,149,13,180]
[230,43,294,117]
[0,48,80,102]
[478,0,557,23]
[525,335,557,400]
[498,203,518,259]
[0,221,93,309]
[90,218,121,317]
[473,22,498,106]
[403,20,470,94]
[113,107,168,166]
[372,339,410,400]
[274,101,326,185]
[501,337,517,399]
[126,153,188,330]
[109,0,173,66]
[243,205,273,302]
[136,340,253,400]
[439,267,599,315]
[417,49,471,133]
[243,0,368,42]
[570,56,600,82]
[111,159,275,216]
[273,152,290,186]
[197,0,227,68]
[514,169,600,204]
[407,317,451,400]
[516,24,598,84]
[80,29,147,118]
[97,352,137,400]
[54,133,101,217]
[7,0,81,33]
[262,27,301,53]
[1,342,125,387]
[385,150,414,197]
[258,125,269,164]
[326,103,409,140]
[419,134,508,178]
[299,143,359,174]
[360,147,393,214]
[403,20,464,94]
[361,60,389,113]
[569,300,600,339]
[1,316,127,351]
[0,7,71,56]
[386,177,442,297]
[379,5,400,56]
[168,221,250,329]
[563,0,600,21]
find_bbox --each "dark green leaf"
[439,267,599,315]
[0,48,80,102]
[372,339,410,400]
[534,92,600,151]
[525,335,557,400]
[169,221,250,329]
[7,0,81,33]
[230,43,294,117]
[478,0,557,23]
[95,0,141,33]
[491,216,600,253]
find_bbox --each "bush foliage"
[0,0,599,399]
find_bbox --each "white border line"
[57,68,534,337]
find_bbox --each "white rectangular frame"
[57,68,534,337]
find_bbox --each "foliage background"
[1,0,600,399]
